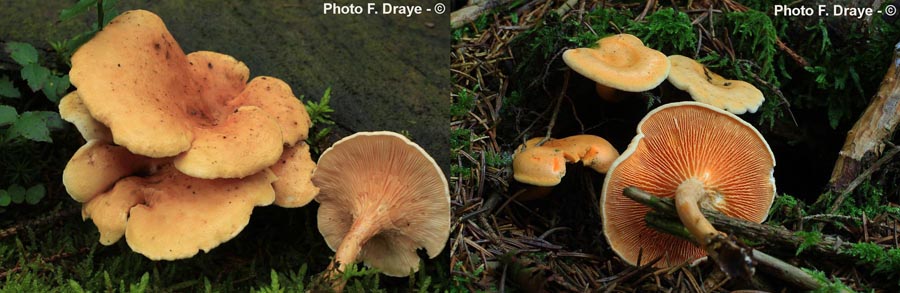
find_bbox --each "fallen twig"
[826,40,900,194]
[451,0,516,29]
[627,187,823,290]
[829,142,900,213]
[623,187,857,262]
[0,206,80,239]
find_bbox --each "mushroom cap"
[563,34,671,92]
[227,76,311,146]
[270,142,320,207]
[313,131,450,277]
[63,139,158,202]
[512,135,619,187]
[69,10,309,179]
[58,92,112,142]
[667,55,765,114]
[601,101,775,267]
[543,135,619,173]
[512,138,567,186]
[172,106,283,179]
[82,164,277,260]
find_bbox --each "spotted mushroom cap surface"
[563,34,671,92]
[601,102,775,267]
[270,142,320,208]
[313,131,450,277]
[667,55,765,114]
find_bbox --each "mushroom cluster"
[61,10,319,260]
[563,34,765,114]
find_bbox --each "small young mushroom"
[563,34,670,101]
[601,101,776,267]
[513,135,619,187]
[667,55,765,114]
[312,131,449,286]
[69,10,310,179]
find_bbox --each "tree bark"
[828,40,900,193]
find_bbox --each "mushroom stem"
[326,212,384,290]
[594,83,622,102]
[674,178,720,248]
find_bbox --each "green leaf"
[25,184,45,205]
[0,75,21,98]
[33,110,65,130]
[0,105,17,127]
[101,0,119,25]
[5,42,39,65]
[59,0,98,22]
[67,279,86,293]
[8,185,25,204]
[21,63,51,92]
[8,111,58,142]
[0,190,10,207]
[41,74,70,103]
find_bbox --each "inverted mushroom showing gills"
[69,10,311,179]
[312,131,449,285]
[563,34,670,101]
[601,101,775,268]
[667,55,765,114]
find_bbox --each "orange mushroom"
[69,10,310,179]
[563,34,671,101]
[667,55,765,114]
[60,10,319,260]
[83,164,277,260]
[58,92,112,142]
[601,102,776,267]
[270,142,320,208]
[513,135,619,187]
[312,131,449,288]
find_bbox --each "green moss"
[794,231,822,255]
[842,243,900,284]
[804,268,855,293]
[451,86,477,118]
[628,8,696,54]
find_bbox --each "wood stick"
[826,40,900,194]
[451,0,515,29]
[627,187,825,290]
[644,213,821,290]
[623,187,856,261]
